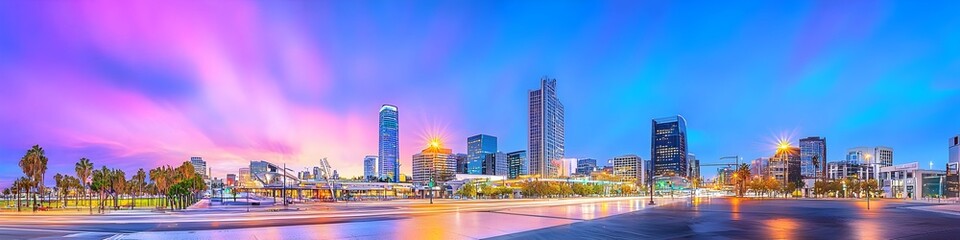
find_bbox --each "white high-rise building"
[528,77,564,177]
[190,157,207,179]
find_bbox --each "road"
[491,197,960,240]
[0,197,682,239]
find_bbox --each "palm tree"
[133,168,146,209]
[75,158,93,214]
[53,173,64,208]
[733,163,751,197]
[150,167,172,210]
[18,146,38,211]
[111,169,126,210]
[13,177,31,212]
[91,167,111,213]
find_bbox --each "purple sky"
[1,1,958,187]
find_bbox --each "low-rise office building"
[879,162,946,199]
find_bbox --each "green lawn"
[1,197,172,211]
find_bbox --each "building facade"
[364,155,379,181]
[226,174,236,187]
[611,155,642,183]
[190,157,207,179]
[467,134,498,174]
[411,145,456,186]
[238,168,250,187]
[948,136,960,198]
[507,150,527,179]
[879,162,946,200]
[847,146,895,180]
[576,158,598,176]
[799,137,827,180]
[455,153,468,174]
[687,153,700,180]
[751,158,769,178]
[528,77,564,177]
[651,115,688,177]
[379,104,400,182]
[770,147,801,185]
[482,152,509,176]
[828,161,862,180]
[951,135,960,164]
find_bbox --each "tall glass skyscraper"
[799,137,827,180]
[378,104,399,182]
[651,115,687,177]
[467,134,497,174]
[528,77,564,177]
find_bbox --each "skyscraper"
[411,143,456,186]
[190,157,207,179]
[528,77,564,177]
[507,150,527,179]
[363,155,379,181]
[687,153,700,180]
[951,135,960,164]
[379,104,400,182]
[947,135,959,198]
[651,115,688,177]
[467,134,497,174]
[576,158,598,176]
[799,137,827,180]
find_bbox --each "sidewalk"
[907,203,960,216]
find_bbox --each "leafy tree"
[764,178,781,198]
[860,179,880,198]
[459,183,477,199]
[480,184,494,199]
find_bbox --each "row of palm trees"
[2,145,208,213]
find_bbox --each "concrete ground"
[491,198,960,240]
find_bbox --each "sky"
[1,1,958,187]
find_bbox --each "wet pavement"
[0,197,682,239]
[3,197,958,239]
[490,198,960,240]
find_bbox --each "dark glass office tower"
[467,134,497,174]
[651,116,688,177]
[507,150,527,179]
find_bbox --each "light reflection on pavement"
[0,197,684,240]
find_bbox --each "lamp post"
[648,171,655,205]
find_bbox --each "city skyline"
[2,1,960,187]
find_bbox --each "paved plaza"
[0,197,958,239]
